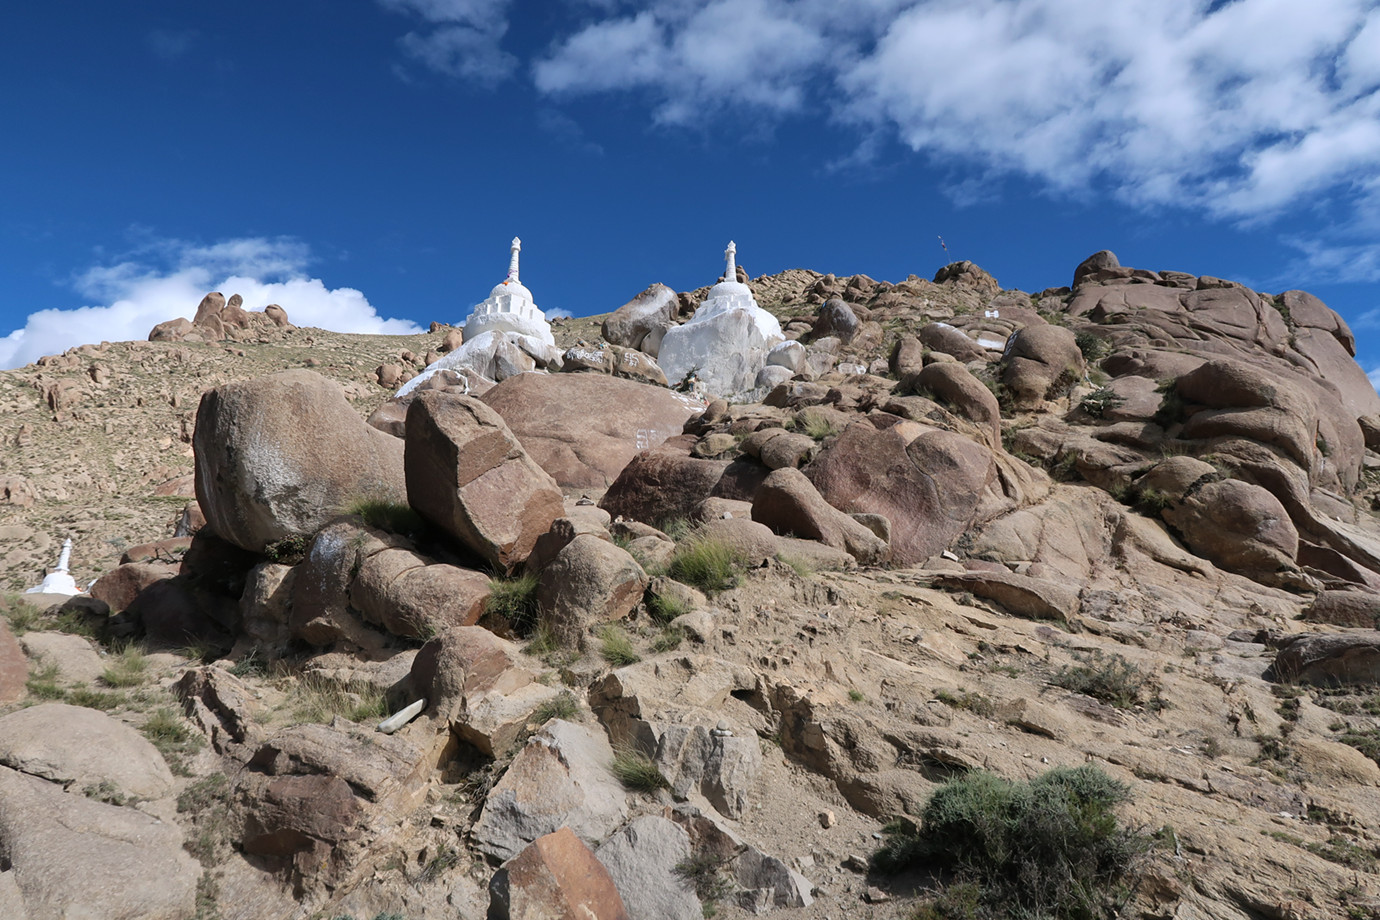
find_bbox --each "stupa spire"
[507,237,521,284]
[724,241,737,283]
[56,537,72,574]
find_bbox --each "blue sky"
[4,0,1380,379]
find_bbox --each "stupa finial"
[724,241,737,283]
[56,537,72,574]
[508,237,521,283]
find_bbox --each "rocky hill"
[3,252,1380,920]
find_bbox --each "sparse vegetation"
[65,685,126,710]
[675,853,735,912]
[178,773,233,866]
[141,706,203,772]
[2,598,44,634]
[776,552,814,579]
[263,533,311,565]
[344,495,424,535]
[647,590,692,624]
[532,692,579,725]
[284,674,389,725]
[874,766,1149,920]
[935,689,997,718]
[101,643,149,688]
[1077,387,1124,419]
[669,537,743,595]
[597,624,640,666]
[1074,329,1111,363]
[484,572,541,635]
[610,745,668,792]
[650,624,685,654]
[848,688,866,702]
[25,662,64,699]
[1051,651,1161,711]
[798,410,839,441]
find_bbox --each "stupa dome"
[463,237,554,347]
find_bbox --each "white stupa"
[462,237,555,347]
[25,537,81,597]
[658,241,784,398]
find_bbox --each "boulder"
[914,361,1001,442]
[890,334,926,377]
[0,620,25,705]
[148,317,192,342]
[289,520,394,649]
[596,817,701,920]
[1304,590,1380,628]
[473,720,629,861]
[538,535,648,641]
[0,766,199,920]
[1274,632,1380,685]
[194,370,406,553]
[490,827,630,920]
[89,561,178,612]
[175,666,260,755]
[1001,324,1083,405]
[264,303,290,327]
[934,570,1080,622]
[17,632,105,686]
[240,773,361,858]
[918,323,986,363]
[806,421,998,564]
[752,468,888,564]
[603,283,679,351]
[1073,249,1121,287]
[813,298,858,344]
[349,549,491,639]
[1162,479,1298,580]
[600,436,769,525]
[0,704,176,801]
[193,291,225,324]
[404,391,564,574]
[480,372,698,489]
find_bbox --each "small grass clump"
[776,552,815,579]
[1052,651,1161,711]
[674,853,735,912]
[2,598,44,634]
[285,674,389,725]
[875,766,1149,920]
[532,692,580,725]
[25,663,65,700]
[800,413,839,441]
[65,685,126,711]
[610,745,668,793]
[597,625,641,667]
[101,643,149,688]
[650,624,685,654]
[177,773,234,867]
[646,590,692,625]
[668,537,743,596]
[934,689,996,718]
[485,572,541,635]
[345,496,424,535]
[142,707,204,771]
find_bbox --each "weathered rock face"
[600,435,769,525]
[537,535,648,641]
[1274,632,1380,685]
[813,298,859,344]
[595,817,701,920]
[752,467,888,564]
[0,704,176,801]
[194,370,407,553]
[1001,323,1083,405]
[490,827,630,920]
[0,765,200,920]
[805,420,1000,564]
[603,283,680,351]
[1163,478,1299,582]
[404,391,564,574]
[473,720,629,861]
[918,322,987,362]
[350,548,491,639]
[480,372,698,489]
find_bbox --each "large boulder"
[480,372,698,489]
[1000,324,1083,405]
[490,827,630,920]
[751,468,888,564]
[405,391,564,574]
[603,283,679,351]
[918,322,987,363]
[0,765,200,920]
[813,298,858,344]
[805,420,999,564]
[600,435,769,525]
[193,370,406,553]
[596,817,701,920]
[1274,632,1380,685]
[349,549,491,639]
[1162,478,1299,581]
[473,719,629,861]
[537,535,648,641]
[0,704,176,801]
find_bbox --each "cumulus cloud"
[0,236,421,370]
[533,0,1380,220]
[379,0,516,84]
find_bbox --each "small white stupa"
[397,237,562,397]
[658,241,784,398]
[462,237,555,347]
[25,537,81,597]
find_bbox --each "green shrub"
[610,746,668,792]
[669,537,742,595]
[875,766,1148,920]
[532,692,579,725]
[646,590,691,624]
[799,413,839,441]
[1052,651,1160,710]
[344,496,424,535]
[1074,330,1110,363]
[263,534,311,565]
[485,573,541,634]
[597,625,641,667]
[1077,387,1124,419]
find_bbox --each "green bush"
[597,625,641,666]
[669,537,743,596]
[610,746,668,793]
[485,573,541,634]
[876,766,1148,920]
[1073,330,1110,363]
[1052,651,1160,711]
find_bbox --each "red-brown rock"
[349,549,490,639]
[752,468,888,564]
[89,561,179,612]
[600,435,769,525]
[405,391,564,574]
[491,827,630,920]
[481,372,698,489]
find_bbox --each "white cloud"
[379,0,516,84]
[545,307,574,319]
[0,236,421,370]
[533,0,1380,219]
